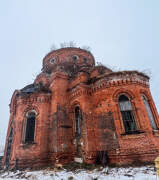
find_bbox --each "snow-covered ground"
[0,166,158,180]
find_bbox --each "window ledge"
[121,130,144,136]
[20,142,37,147]
[121,131,145,139]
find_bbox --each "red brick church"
[2,47,159,168]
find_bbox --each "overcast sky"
[0,0,159,149]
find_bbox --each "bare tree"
[60,41,77,48]
[81,45,91,51]
[142,69,152,78]
[50,42,91,52]
[60,42,67,48]
[50,44,57,51]
[68,41,76,47]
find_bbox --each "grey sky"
[0,0,159,149]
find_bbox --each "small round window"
[83,57,89,62]
[73,55,79,61]
[50,58,56,64]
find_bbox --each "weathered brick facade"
[2,47,159,169]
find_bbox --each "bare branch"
[81,45,91,51]
[50,44,57,51]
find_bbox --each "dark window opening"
[73,55,79,61]
[5,128,13,167]
[50,58,56,64]
[142,95,157,130]
[24,112,36,143]
[96,151,109,166]
[119,95,138,134]
[83,57,89,62]
[75,106,82,137]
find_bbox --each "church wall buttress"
[69,89,93,163]
[49,72,74,163]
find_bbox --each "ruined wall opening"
[74,106,82,158]
[24,112,36,143]
[119,95,138,134]
[142,95,158,130]
[5,128,13,168]
[75,106,82,137]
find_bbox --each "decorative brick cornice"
[69,74,149,100]
[91,70,149,81]
[17,94,51,105]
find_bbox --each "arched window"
[119,95,138,134]
[142,95,157,130]
[24,111,36,143]
[74,106,82,137]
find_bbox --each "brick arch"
[70,100,81,108]
[140,89,152,101]
[69,100,82,114]
[22,105,39,143]
[113,88,135,102]
[140,89,159,130]
[23,105,39,117]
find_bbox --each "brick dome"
[42,47,95,74]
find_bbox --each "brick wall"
[2,48,159,168]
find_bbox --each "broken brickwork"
[2,47,159,169]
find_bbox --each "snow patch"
[0,166,158,180]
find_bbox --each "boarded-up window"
[142,95,157,130]
[24,112,36,143]
[119,95,138,134]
